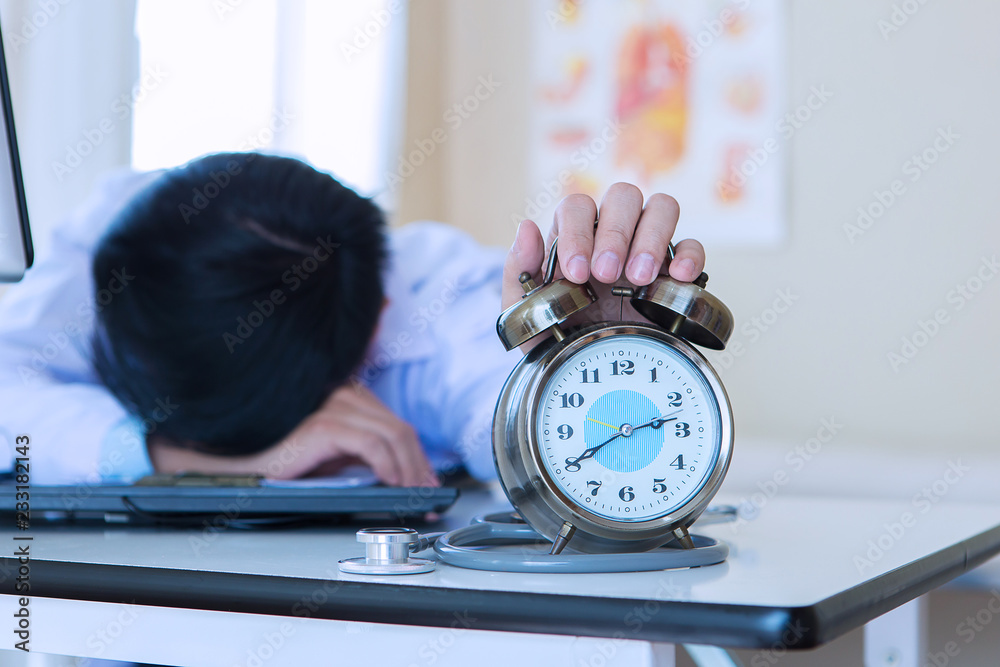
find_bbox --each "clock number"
[667,392,682,407]
[559,392,585,408]
[652,478,667,494]
[649,368,658,383]
[564,457,582,473]
[671,455,685,471]
[587,480,602,497]
[675,422,690,438]
[618,486,635,502]
[611,360,634,376]
[580,368,600,383]
[556,424,574,440]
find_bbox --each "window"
[132,0,406,201]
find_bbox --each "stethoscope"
[339,505,736,575]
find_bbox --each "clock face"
[535,334,722,523]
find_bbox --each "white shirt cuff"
[98,415,155,482]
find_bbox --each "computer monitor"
[0,28,32,282]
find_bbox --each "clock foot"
[549,521,577,555]
[672,526,695,550]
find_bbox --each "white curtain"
[0,0,138,260]
[131,0,408,209]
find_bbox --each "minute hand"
[632,409,682,433]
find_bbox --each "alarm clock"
[493,236,735,554]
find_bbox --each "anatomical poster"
[526,0,788,247]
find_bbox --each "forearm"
[147,435,261,476]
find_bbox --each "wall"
[400,0,1000,461]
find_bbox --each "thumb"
[502,219,545,312]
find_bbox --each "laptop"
[0,29,31,283]
[0,473,460,526]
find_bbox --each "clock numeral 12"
[611,360,634,375]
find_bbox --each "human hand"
[148,383,439,487]
[501,184,707,349]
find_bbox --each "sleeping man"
[0,153,706,486]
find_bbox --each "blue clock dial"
[583,390,665,473]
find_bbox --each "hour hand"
[564,447,598,472]
[564,432,622,471]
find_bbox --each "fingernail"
[630,253,656,284]
[567,255,589,282]
[594,251,621,281]
[511,221,524,255]
[674,258,696,280]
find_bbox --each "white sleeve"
[422,270,519,482]
[347,221,521,482]
[0,176,155,485]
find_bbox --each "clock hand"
[632,409,683,432]
[565,431,624,468]
[586,417,618,430]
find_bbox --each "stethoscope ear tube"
[432,521,729,573]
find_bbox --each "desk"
[1,488,1000,666]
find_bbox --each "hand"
[148,384,439,487]
[502,184,706,350]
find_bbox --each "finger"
[592,183,644,283]
[501,219,546,311]
[341,414,427,486]
[386,422,434,487]
[624,193,680,285]
[327,425,405,486]
[552,194,598,283]
[255,435,332,480]
[668,238,706,283]
[336,387,436,486]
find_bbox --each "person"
[0,152,706,486]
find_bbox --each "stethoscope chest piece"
[338,527,436,575]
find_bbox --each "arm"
[0,171,164,485]
[0,233,151,484]
[147,383,439,487]
[403,188,707,482]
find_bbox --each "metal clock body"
[492,240,735,554]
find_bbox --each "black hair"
[91,152,386,455]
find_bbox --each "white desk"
[1,488,999,666]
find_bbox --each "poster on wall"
[525,0,788,247]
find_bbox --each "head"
[91,152,386,455]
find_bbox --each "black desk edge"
[3,523,1000,649]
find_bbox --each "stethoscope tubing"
[428,520,730,573]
